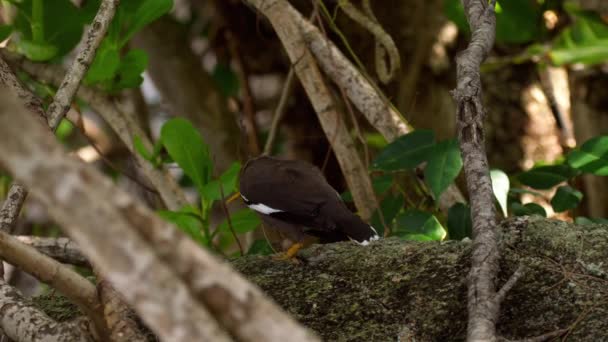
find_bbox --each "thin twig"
[263,68,296,155]
[0,183,28,277]
[218,181,244,256]
[74,108,158,194]
[496,265,525,304]
[47,0,118,130]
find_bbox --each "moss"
[234,218,608,341]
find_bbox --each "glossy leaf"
[517,164,577,190]
[114,49,148,90]
[494,0,542,44]
[160,118,212,192]
[567,135,608,176]
[372,130,436,171]
[551,186,583,212]
[512,202,546,217]
[447,203,472,240]
[550,8,608,66]
[157,209,206,246]
[218,208,261,234]
[490,169,510,217]
[424,139,462,199]
[120,0,173,45]
[85,40,120,83]
[16,40,58,61]
[13,0,93,58]
[201,162,241,202]
[0,25,13,42]
[212,63,240,98]
[394,209,446,241]
[370,193,404,235]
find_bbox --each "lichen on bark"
[233,218,608,341]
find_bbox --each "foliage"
[135,118,260,254]
[3,0,172,92]
[366,129,608,241]
[443,0,608,66]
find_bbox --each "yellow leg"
[285,242,304,258]
[273,242,304,262]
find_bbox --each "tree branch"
[245,0,376,220]
[0,280,93,342]
[289,3,465,211]
[0,90,318,341]
[14,236,89,267]
[46,0,118,130]
[2,51,189,211]
[450,0,501,341]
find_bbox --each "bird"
[239,156,379,257]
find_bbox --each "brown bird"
[239,156,379,256]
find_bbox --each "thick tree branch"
[46,0,118,130]
[245,0,376,220]
[0,228,103,331]
[0,280,93,342]
[268,2,465,211]
[0,90,233,342]
[2,51,188,211]
[14,236,89,267]
[450,0,501,341]
[0,90,318,341]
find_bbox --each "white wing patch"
[248,202,284,215]
[355,226,380,246]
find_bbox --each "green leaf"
[490,169,510,217]
[443,0,469,34]
[200,162,241,202]
[114,49,148,90]
[494,0,542,44]
[517,164,577,190]
[567,135,608,176]
[247,239,274,256]
[13,0,93,58]
[342,175,393,202]
[212,63,240,98]
[120,0,173,45]
[85,40,120,83]
[16,40,58,61]
[0,25,13,42]
[55,119,74,142]
[160,118,212,192]
[512,202,546,217]
[424,139,462,199]
[370,193,404,235]
[133,135,153,161]
[394,209,446,241]
[157,208,206,246]
[550,186,583,212]
[372,130,436,171]
[218,208,261,234]
[447,203,472,240]
[550,8,608,65]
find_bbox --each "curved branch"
[46,0,118,130]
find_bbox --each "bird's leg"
[285,242,304,258]
[273,242,304,263]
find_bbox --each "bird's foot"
[272,242,304,264]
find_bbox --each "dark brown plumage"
[239,156,379,245]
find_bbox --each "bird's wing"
[240,160,337,218]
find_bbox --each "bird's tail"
[324,204,380,245]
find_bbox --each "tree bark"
[232,217,608,341]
